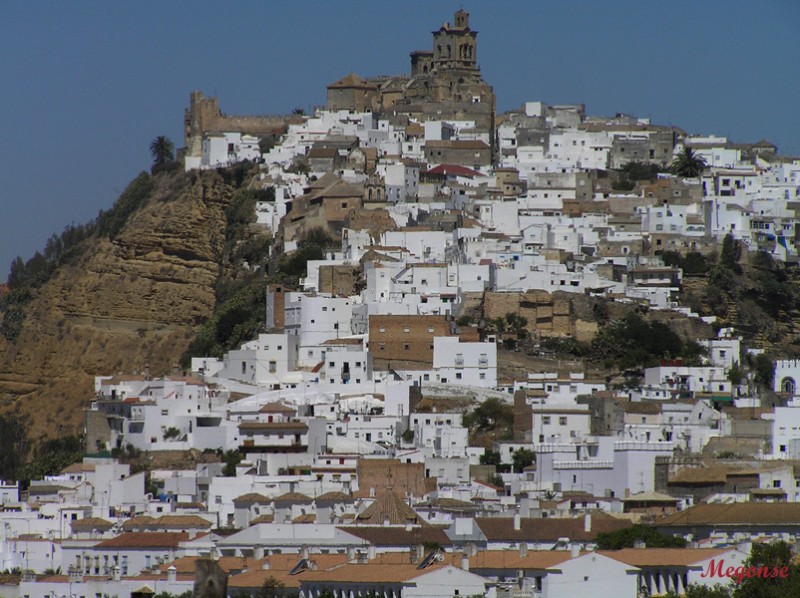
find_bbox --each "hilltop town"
[3,9,800,598]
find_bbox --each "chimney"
[167,566,177,583]
[189,529,197,540]
[519,542,528,558]
[461,555,470,571]
[300,545,309,560]
[261,561,271,571]
[570,543,581,558]
[584,513,591,533]
[347,546,356,563]
[254,546,264,560]
[414,544,424,564]
[368,545,376,560]
[513,513,521,531]
[112,566,121,581]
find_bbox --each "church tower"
[431,9,478,72]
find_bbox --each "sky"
[1,1,798,277]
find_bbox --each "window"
[404,327,411,333]
[456,373,462,380]
[161,409,168,416]
[559,417,567,426]
[242,361,247,374]
[428,327,435,333]
[403,343,411,350]
[542,416,551,425]
[379,326,385,333]
[379,343,385,350]
[269,361,277,374]
[479,373,486,380]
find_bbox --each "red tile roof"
[424,164,483,178]
[94,532,192,549]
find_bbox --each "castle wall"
[184,91,297,157]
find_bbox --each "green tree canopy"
[512,448,536,472]
[595,524,686,550]
[464,397,514,438]
[150,135,175,164]
[479,450,502,466]
[671,146,707,177]
[591,311,685,370]
[732,541,800,597]
[720,233,743,274]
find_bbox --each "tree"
[512,448,536,472]
[464,398,514,437]
[479,450,502,466]
[291,107,305,115]
[665,585,731,598]
[732,541,800,597]
[0,411,30,481]
[19,435,84,483]
[753,354,775,389]
[254,576,287,598]
[671,146,707,178]
[149,135,175,165]
[591,311,684,370]
[222,449,242,477]
[720,233,742,274]
[595,524,686,550]
[7,256,26,288]
[727,362,743,386]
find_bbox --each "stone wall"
[184,91,298,157]
[319,265,360,296]
[483,291,573,338]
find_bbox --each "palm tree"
[671,146,706,178]
[149,136,175,164]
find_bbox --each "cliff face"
[0,170,235,441]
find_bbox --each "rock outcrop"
[0,170,235,440]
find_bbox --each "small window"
[559,417,567,426]
[379,326,385,333]
[403,343,411,350]
[404,327,411,333]
[542,416,551,425]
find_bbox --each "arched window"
[782,377,796,395]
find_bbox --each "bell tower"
[431,9,478,72]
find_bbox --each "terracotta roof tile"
[356,491,429,526]
[657,503,800,527]
[600,547,734,567]
[95,532,193,549]
[339,525,451,547]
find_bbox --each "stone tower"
[431,9,478,72]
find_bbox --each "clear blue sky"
[1,1,798,277]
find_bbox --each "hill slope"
[0,168,237,441]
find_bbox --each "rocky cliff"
[0,169,237,442]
